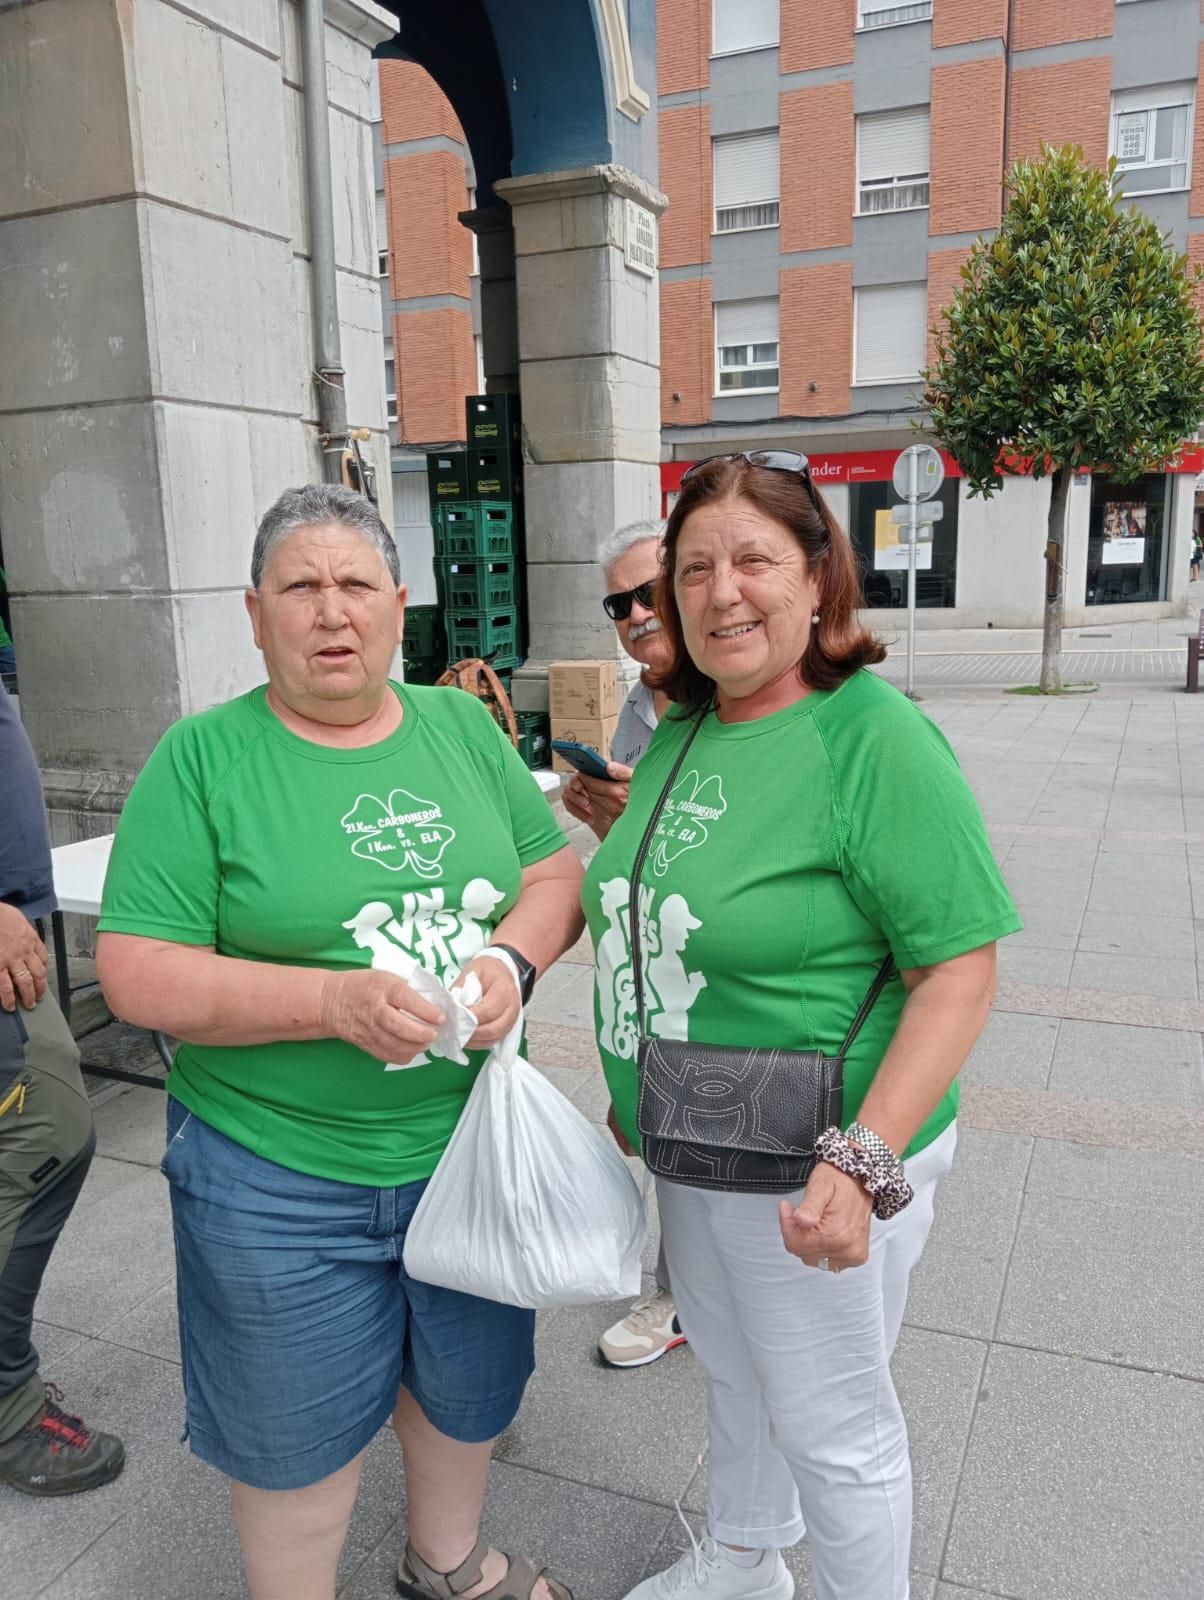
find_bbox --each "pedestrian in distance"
[0,681,125,1496]
[583,453,1021,1600]
[96,485,583,1600]
[1190,528,1201,581]
[563,521,687,1371]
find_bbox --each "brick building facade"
[376,0,1204,625]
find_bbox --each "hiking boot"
[0,1383,125,1497]
[599,1288,688,1369]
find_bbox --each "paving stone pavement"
[4,690,1204,1600]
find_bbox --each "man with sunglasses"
[562,521,686,1371]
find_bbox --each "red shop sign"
[663,444,1204,499]
[661,450,962,494]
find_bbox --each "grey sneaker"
[0,1383,125,1497]
[623,1513,793,1600]
[598,1288,687,1368]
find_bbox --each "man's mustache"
[629,617,662,642]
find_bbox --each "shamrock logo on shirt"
[649,770,727,878]
[340,789,456,878]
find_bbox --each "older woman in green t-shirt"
[97,485,581,1600]
[583,454,1021,1600]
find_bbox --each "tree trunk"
[1039,468,1070,693]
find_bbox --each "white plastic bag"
[403,989,645,1309]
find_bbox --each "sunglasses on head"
[680,450,824,517]
[602,580,657,622]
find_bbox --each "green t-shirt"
[99,682,566,1185]
[582,670,1022,1159]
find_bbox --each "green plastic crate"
[401,655,445,687]
[444,607,520,663]
[440,559,517,612]
[515,711,550,770]
[403,605,444,657]
[435,502,516,559]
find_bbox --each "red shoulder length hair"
[649,455,886,714]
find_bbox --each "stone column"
[461,206,520,396]
[493,166,668,701]
[0,0,392,836]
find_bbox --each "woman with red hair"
[584,454,1020,1600]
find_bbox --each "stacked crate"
[401,604,446,686]
[426,392,527,698]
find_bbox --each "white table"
[50,833,172,1087]
[49,765,561,1089]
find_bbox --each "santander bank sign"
[660,449,962,499]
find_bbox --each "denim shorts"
[161,1097,535,1490]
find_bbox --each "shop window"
[849,479,959,609]
[1086,474,1168,605]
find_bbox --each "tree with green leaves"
[924,144,1204,692]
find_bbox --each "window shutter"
[713,0,778,54]
[376,194,388,254]
[717,298,779,348]
[857,108,930,181]
[714,131,780,208]
[855,284,926,382]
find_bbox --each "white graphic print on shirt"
[649,770,727,878]
[596,876,706,1061]
[340,788,456,877]
[342,878,506,1068]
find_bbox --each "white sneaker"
[598,1288,688,1368]
[623,1515,794,1600]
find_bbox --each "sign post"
[890,445,945,700]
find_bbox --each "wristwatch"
[488,943,537,1005]
[846,1121,905,1178]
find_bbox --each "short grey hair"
[251,484,400,589]
[597,520,665,586]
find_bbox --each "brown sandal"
[397,1537,573,1600]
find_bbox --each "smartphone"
[551,740,617,781]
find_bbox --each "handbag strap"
[628,713,707,1031]
[626,710,896,1048]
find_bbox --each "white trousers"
[657,1123,957,1600]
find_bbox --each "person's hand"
[607,1103,636,1157]
[318,969,444,1065]
[778,1163,873,1272]
[0,903,48,1013]
[562,765,632,842]
[454,953,522,1050]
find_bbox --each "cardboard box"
[550,716,619,775]
[548,660,621,722]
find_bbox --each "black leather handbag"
[630,715,896,1194]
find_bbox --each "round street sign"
[892,444,945,502]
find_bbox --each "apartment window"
[857,107,930,214]
[854,284,926,384]
[857,1,932,29]
[376,193,389,278]
[716,299,779,393]
[713,0,778,56]
[714,131,780,233]
[385,357,397,425]
[1110,84,1193,194]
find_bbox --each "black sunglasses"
[681,450,824,517]
[602,580,657,622]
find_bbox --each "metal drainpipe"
[300,0,349,483]
[1001,0,1016,213]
